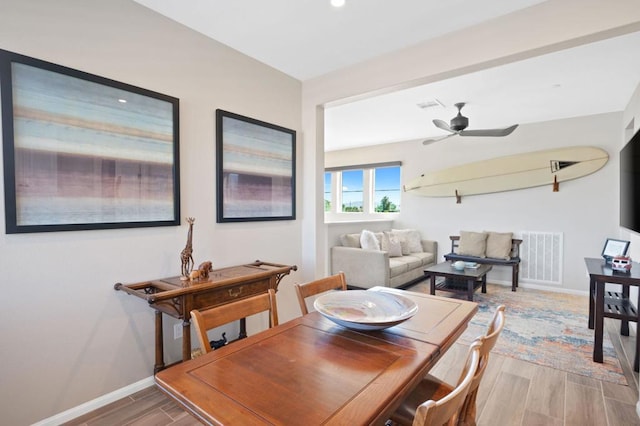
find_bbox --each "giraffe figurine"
[180,217,195,280]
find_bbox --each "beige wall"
[0,1,302,424]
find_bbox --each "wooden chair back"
[457,305,506,425]
[413,339,483,426]
[190,289,278,354]
[294,272,347,315]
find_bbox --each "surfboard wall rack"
[553,175,559,192]
[455,190,462,204]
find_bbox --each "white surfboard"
[404,146,608,197]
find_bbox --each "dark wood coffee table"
[424,262,492,301]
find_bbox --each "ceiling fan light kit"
[422,102,519,145]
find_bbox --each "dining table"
[154,286,478,425]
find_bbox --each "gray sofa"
[330,230,437,289]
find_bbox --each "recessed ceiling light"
[118,99,127,103]
[331,0,345,8]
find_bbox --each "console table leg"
[154,311,165,373]
[621,285,630,336]
[588,277,595,329]
[593,280,604,363]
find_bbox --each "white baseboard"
[489,279,589,296]
[32,376,155,426]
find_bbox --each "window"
[374,166,400,212]
[341,169,363,212]
[325,162,401,220]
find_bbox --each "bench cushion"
[458,231,488,258]
[485,231,513,260]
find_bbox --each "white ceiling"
[133,0,640,151]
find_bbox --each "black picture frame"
[601,238,630,263]
[0,49,180,233]
[216,109,296,223]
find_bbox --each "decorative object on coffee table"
[180,217,195,280]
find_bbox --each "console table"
[114,260,296,372]
[585,257,639,371]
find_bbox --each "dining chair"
[391,305,506,426]
[190,288,278,354]
[393,338,483,426]
[294,272,347,315]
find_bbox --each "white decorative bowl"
[453,260,466,270]
[313,290,418,331]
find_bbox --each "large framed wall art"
[216,109,296,222]
[0,49,180,233]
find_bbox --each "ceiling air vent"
[416,99,445,110]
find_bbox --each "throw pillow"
[392,229,423,254]
[458,231,488,258]
[340,233,361,248]
[485,231,513,260]
[381,231,403,257]
[360,229,381,251]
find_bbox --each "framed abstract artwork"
[216,109,296,222]
[0,49,180,233]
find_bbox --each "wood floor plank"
[477,372,530,426]
[565,381,607,426]
[126,408,173,426]
[525,364,565,420]
[475,352,506,416]
[605,397,640,426]
[500,356,537,380]
[602,380,639,405]
[521,410,563,426]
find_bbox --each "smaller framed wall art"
[0,49,180,233]
[216,109,296,223]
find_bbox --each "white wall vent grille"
[520,231,563,285]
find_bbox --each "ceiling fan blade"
[422,133,456,145]
[432,119,454,133]
[459,124,519,137]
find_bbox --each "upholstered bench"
[444,233,522,291]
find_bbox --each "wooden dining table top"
[155,286,478,425]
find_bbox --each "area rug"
[408,282,628,385]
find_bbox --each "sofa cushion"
[410,251,436,266]
[397,255,423,270]
[391,229,423,254]
[485,231,513,260]
[458,231,488,258]
[388,258,409,277]
[360,229,381,251]
[340,233,361,248]
[381,231,403,257]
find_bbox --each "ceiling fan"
[422,102,518,145]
